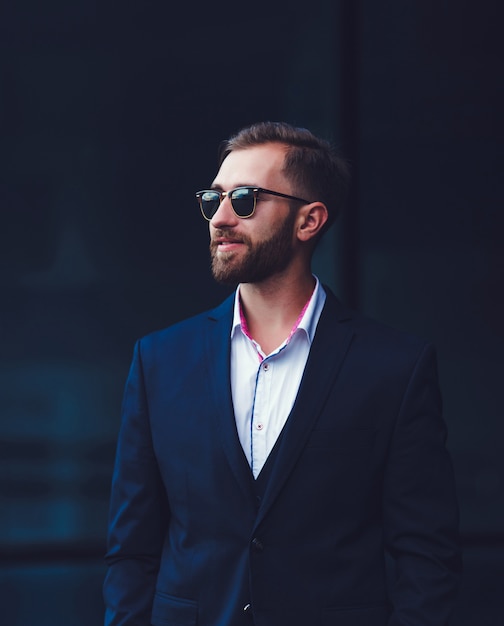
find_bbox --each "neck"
[238,268,316,355]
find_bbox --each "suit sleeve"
[383,343,462,625]
[103,340,170,626]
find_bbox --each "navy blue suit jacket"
[104,289,461,626]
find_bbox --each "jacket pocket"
[151,591,198,626]
[321,604,389,626]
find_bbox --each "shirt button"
[256,423,264,430]
[263,363,269,371]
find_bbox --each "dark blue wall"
[1,1,502,624]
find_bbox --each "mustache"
[210,229,251,246]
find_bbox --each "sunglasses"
[196,186,311,221]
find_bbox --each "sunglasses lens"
[230,188,255,217]
[198,187,256,220]
[199,191,221,220]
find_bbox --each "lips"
[215,237,242,246]
[211,231,246,251]
[214,241,243,254]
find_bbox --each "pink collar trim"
[238,287,315,360]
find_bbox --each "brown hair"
[219,121,350,232]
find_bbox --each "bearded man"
[104,121,461,626]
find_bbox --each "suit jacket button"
[243,603,252,614]
[251,537,264,552]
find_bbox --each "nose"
[209,192,239,228]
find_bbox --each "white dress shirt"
[230,277,326,478]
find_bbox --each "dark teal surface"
[1,1,502,624]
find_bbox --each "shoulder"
[321,287,434,364]
[136,293,235,356]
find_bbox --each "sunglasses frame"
[196,186,311,221]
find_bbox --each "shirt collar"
[231,276,326,346]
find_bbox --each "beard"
[210,211,297,286]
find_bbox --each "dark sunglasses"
[196,186,311,221]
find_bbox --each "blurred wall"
[1,1,502,624]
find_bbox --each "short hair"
[219,121,350,232]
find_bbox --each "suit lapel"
[204,294,256,502]
[203,289,357,517]
[255,290,355,526]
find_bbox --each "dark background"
[1,1,502,624]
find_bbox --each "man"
[104,122,461,626]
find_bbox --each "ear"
[295,202,329,243]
